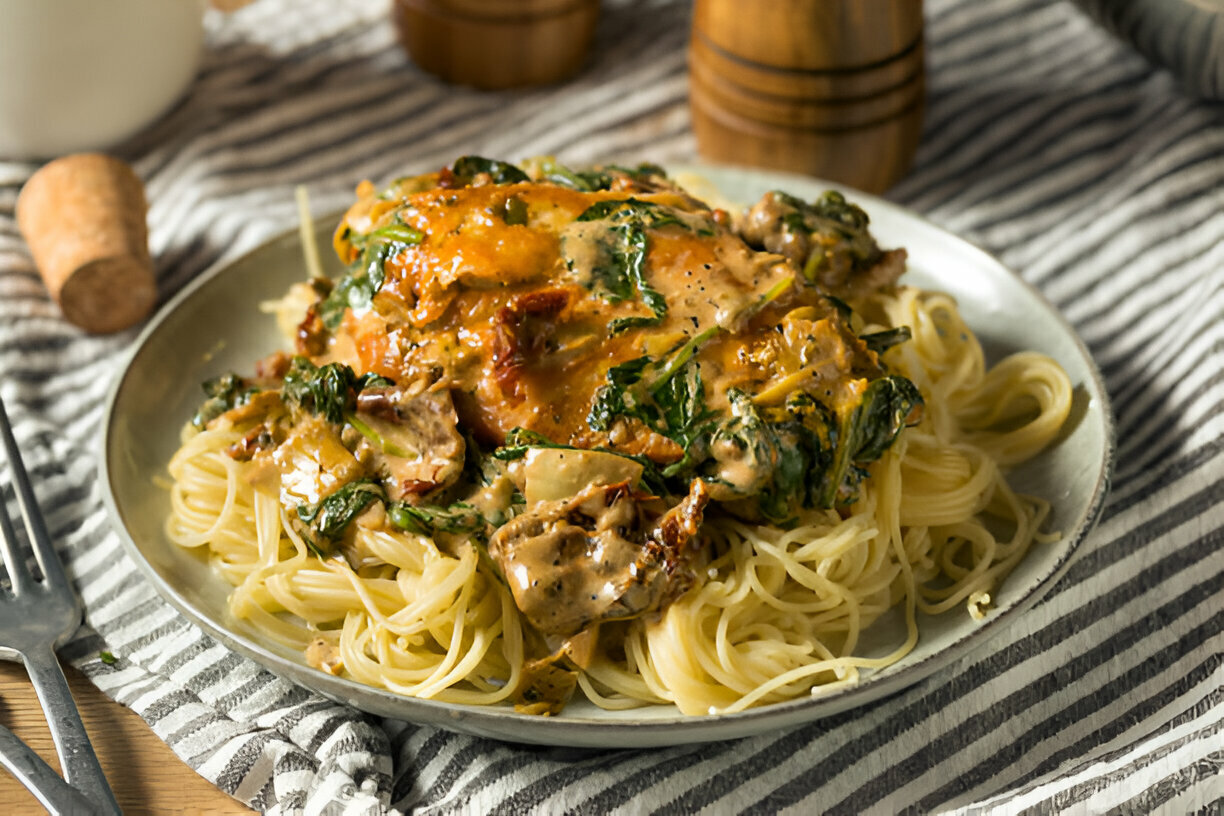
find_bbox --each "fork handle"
[22,644,122,815]
[0,722,101,815]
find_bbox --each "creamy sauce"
[488,482,667,637]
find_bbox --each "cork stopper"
[16,154,157,334]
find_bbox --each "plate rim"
[98,162,1116,747]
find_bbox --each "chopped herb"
[319,216,423,330]
[860,326,913,355]
[460,430,501,488]
[296,479,386,554]
[755,190,885,286]
[450,156,529,185]
[825,295,853,320]
[604,225,666,335]
[99,651,117,665]
[388,501,488,539]
[533,157,603,191]
[502,195,529,225]
[365,222,424,245]
[607,162,668,182]
[737,276,795,325]
[843,375,923,463]
[575,198,684,230]
[281,357,387,425]
[570,198,693,334]
[527,158,667,191]
[703,390,836,523]
[819,375,923,507]
[389,500,506,583]
[587,328,722,479]
[192,374,258,428]
[379,173,439,199]
[586,357,652,432]
[346,413,415,458]
[647,326,720,389]
[586,332,919,516]
[492,427,570,459]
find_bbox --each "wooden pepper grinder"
[689,0,925,193]
[393,0,601,90]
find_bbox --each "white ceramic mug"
[0,0,206,160]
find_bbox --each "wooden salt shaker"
[689,0,925,193]
[393,0,601,90]
[16,154,156,334]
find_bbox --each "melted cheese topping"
[332,179,871,451]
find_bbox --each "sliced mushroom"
[353,386,465,500]
[487,479,710,638]
[512,656,578,716]
[740,191,907,300]
[520,447,644,507]
[271,414,364,506]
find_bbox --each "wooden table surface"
[0,660,252,815]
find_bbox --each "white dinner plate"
[100,164,1115,747]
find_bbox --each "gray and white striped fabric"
[2,0,1222,812]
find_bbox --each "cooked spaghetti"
[167,157,1071,715]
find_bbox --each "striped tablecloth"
[2,0,1222,812]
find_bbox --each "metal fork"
[0,394,121,815]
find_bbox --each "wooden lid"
[393,0,600,89]
[424,0,593,19]
[693,0,924,71]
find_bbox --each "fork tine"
[0,464,35,595]
[0,393,67,592]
